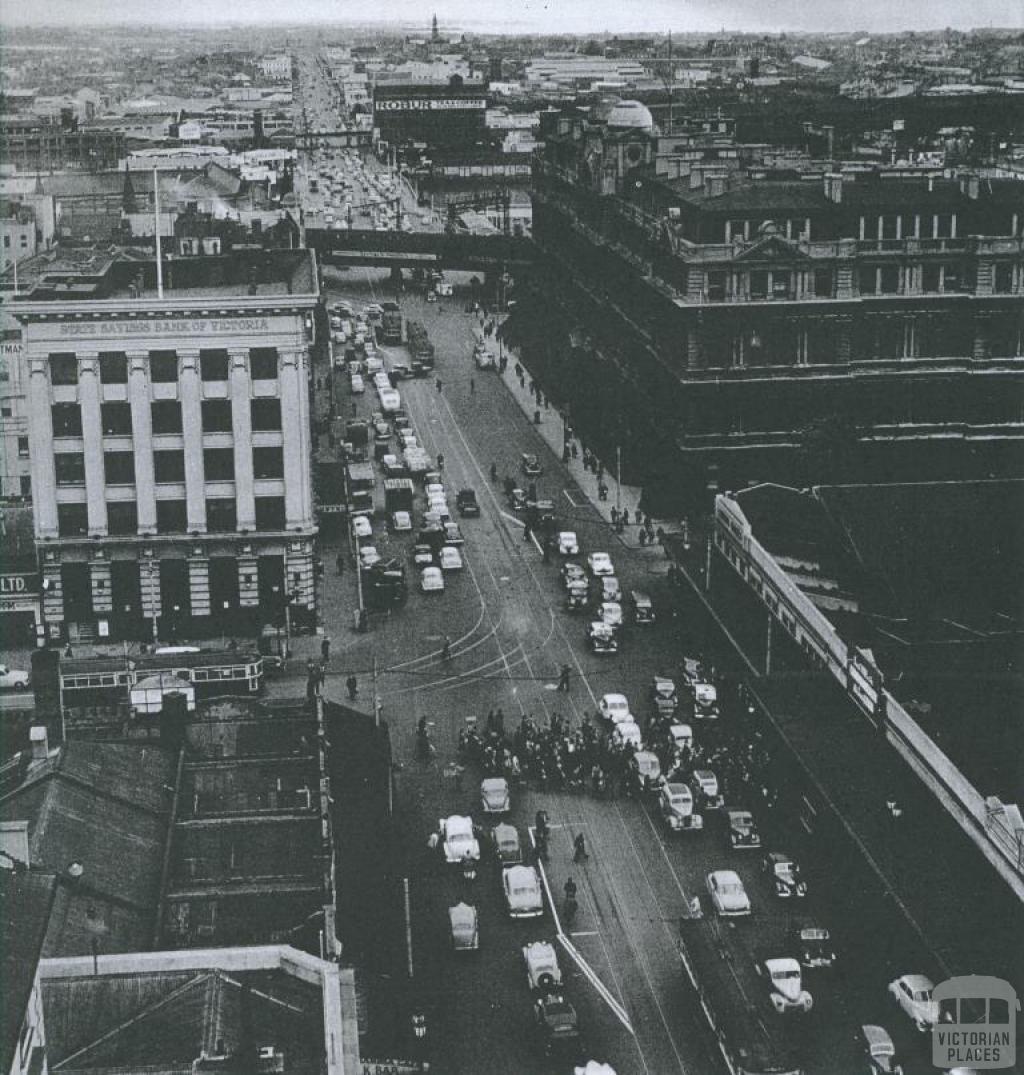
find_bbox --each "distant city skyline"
[2,0,1021,33]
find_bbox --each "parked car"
[491,823,523,866]
[521,452,542,477]
[0,665,29,690]
[439,546,464,572]
[448,902,479,952]
[792,923,836,969]
[860,1025,905,1074]
[352,515,373,540]
[707,869,751,916]
[755,956,813,1014]
[480,777,510,814]
[420,566,445,593]
[727,809,761,850]
[763,853,808,899]
[443,521,465,546]
[611,720,642,751]
[587,551,614,576]
[524,940,562,992]
[888,974,940,1032]
[456,489,480,517]
[586,621,618,654]
[503,865,544,918]
[628,751,664,795]
[557,531,579,556]
[650,676,678,715]
[599,692,632,724]
[534,994,580,1057]
[659,782,703,831]
[440,815,480,864]
[390,510,413,533]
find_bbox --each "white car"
[480,777,510,813]
[420,566,445,593]
[557,531,579,556]
[474,348,495,370]
[659,782,703,831]
[425,482,446,500]
[888,974,940,1031]
[611,720,642,750]
[669,723,694,752]
[524,940,563,992]
[502,865,544,918]
[390,510,412,532]
[0,665,29,690]
[373,373,391,391]
[757,957,813,1014]
[352,515,373,540]
[599,692,632,724]
[358,546,381,569]
[379,389,401,413]
[440,815,480,864]
[350,373,365,394]
[587,551,614,576]
[439,546,463,571]
[706,869,752,916]
[599,602,623,630]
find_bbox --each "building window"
[923,264,942,293]
[101,402,132,436]
[200,349,230,381]
[151,400,183,435]
[156,499,187,534]
[201,400,233,433]
[250,398,282,431]
[55,453,85,485]
[207,498,237,533]
[749,270,769,300]
[150,350,178,383]
[51,402,82,438]
[49,353,78,386]
[253,446,284,479]
[108,501,138,535]
[943,264,964,292]
[813,268,833,298]
[17,435,29,458]
[203,447,235,481]
[57,503,89,537]
[99,351,128,384]
[104,451,135,485]
[858,267,877,295]
[1,405,11,417]
[255,496,286,530]
[994,263,1014,294]
[879,266,900,294]
[153,449,185,483]
[934,214,952,239]
[250,348,279,379]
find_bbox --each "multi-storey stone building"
[11,247,320,643]
[529,103,1024,506]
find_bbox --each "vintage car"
[351,515,373,540]
[0,664,29,691]
[659,782,703,831]
[706,869,751,916]
[887,974,940,1032]
[755,955,813,1014]
[390,510,413,533]
[420,566,445,593]
[456,488,480,517]
[534,994,581,1056]
[599,602,623,631]
[792,923,836,969]
[562,562,587,590]
[521,452,543,477]
[440,815,480,865]
[491,823,522,866]
[524,940,563,992]
[358,546,381,569]
[860,1025,905,1074]
[763,852,808,898]
[611,720,642,751]
[629,751,665,795]
[411,544,435,568]
[586,621,618,654]
[587,551,614,577]
[650,676,679,716]
[629,590,655,624]
[448,902,479,951]
[443,521,465,547]
[690,769,723,810]
[439,546,464,572]
[599,692,632,724]
[727,809,762,850]
[566,581,590,612]
[508,487,529,512]
[682,658,719,717]
[503,865,544,918]
[425,482,446,500]
[381,454,407,479]
[557,531,579,556]
[474,347,496,370]
[596,576,622,604]
[668,723,694,753]
[480,777,510,814]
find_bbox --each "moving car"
[562,562,587,589]
[597,576,622,603]
[860,1025,905,1074]
[456,489,480,517]
[599,693,632,724]
[727,808,761,850]
[659,782,703,831]
[412,544,435,568]
[524,940,562,992]
[887,974,940,1032]
[439,546,464,572]
[349,373,365,394]
[480,777,510,814]
[390,510,413,533]
[792,923,836,969]
[690,769,723,810]
[442,521,465,546]
[599,602,623,631]
[521,452,542,477]
[586,621,618,654]
[440,815,480,864]
[628,751,664,795]
[611,720,642,751]
[763,852,808,898]
[420,566,445,593]
[0,665,29,690]
[755,956,813,1013]
[503,865,544,918]
[448,902,479,952]
[629,590,655,624]
[587,551,614,577]
[557,531,579,556]
[565,581,589,612]
[706,869,752,916]
[651,676,678,715]
[492,823,523,866]
[534,994,580,1056]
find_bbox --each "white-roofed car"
[557,531,579,556]
[420,566,445,593]
[480,777,510,814]
[358,546,381,569]
[425,482,445,499]
[587,551,614,576]
[502,864,544,918]
[599,601,623,631]
[351,515,373,541]
[586,621,618,654]
[628,750,664,795]
[448,902,479,952]
[379,388,401,413]
[706,869,752,916]
[491,823,522,866]
[887,974,941,1032]
[440,815,480,864]
[0,665,29,691]
[439,546,463,572]
[599,693,632,724]
[690,768,723,810]
[669,723,694,752]
[390,510,413,533]
[611,720,642,751]
[756,956,813,1014]
[762,852,808,899]
[524,940,563,993]
[651,675,678,716]
[659,782,703,831]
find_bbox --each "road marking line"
[558,933,634,1034]
[570,930,598,937]
[563,488,579,507]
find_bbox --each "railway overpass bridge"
[305,227,536,273]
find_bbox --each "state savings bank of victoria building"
[12,248,321,644]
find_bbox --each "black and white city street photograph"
[0,0,1022,1072]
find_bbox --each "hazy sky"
[2,0,1021,32]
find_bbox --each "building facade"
[373,83,488,150]
[0,312,31,501]
[528,104,1024,507]
[11,249,320,643]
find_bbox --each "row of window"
[55,496,287,537]
[54,446,286,486]
[48,348,281,386]
[51,397,283,438]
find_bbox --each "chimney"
[29,725,49,761]
[823,173,843,203]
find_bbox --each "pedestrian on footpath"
[321,637,331,661]
[639,528,648,547]
[346,674,358,700]
[570,442,578,460]
[562,445,571,464]
[621,508,630,527]
[611,507,619,527]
